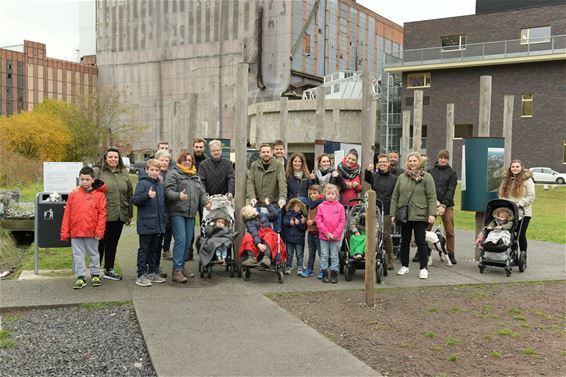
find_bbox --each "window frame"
[406,72,431,89]
[520,26,551,45]
[441,34,467,51]
[521,93,534,118]
[453,124,474,140]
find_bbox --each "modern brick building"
[384,0,566,173]
[0,40,97,116]
[96,0,402,158]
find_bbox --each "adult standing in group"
[155,149,173,262]
[388,150,405,176]
[310,153,343,189]
[286,152,310,201]
[498,159,535,259]
[273,139,287,167]
[365,154,398,270]
[192,138,207,170]
[428,149,458,265]
[198,139,235,198]
[165,152,210,283]
[94,147,133,281]
[390,152,437,279]
[335,149,362,207]
[247,143,287,209]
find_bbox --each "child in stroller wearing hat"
[483,207,514,247]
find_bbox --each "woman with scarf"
[336,149,363,207]
[390,152,437,279]
[286,152,311,201]
[311,153,341,189]
[165,152,210,283]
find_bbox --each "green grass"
[21,247,72,270]
[489,351,502,358]
[445,337,461,346]
[1,314,19,324]
[431,344,442,351]
[0,329,15,349]
[399,341,410,348]
[423,331,437,339]
[449,306,465,313]
[448,354,460,362]
[508,307,522,315]
[522,348,539,357]
[428,307,439,313]
[452,183,566,244]
[0,329,11,338]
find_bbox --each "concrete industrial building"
[384,0,566,173]
[96,0,402,159]
[0,40,97,116]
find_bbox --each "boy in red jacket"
[61,167,107,289]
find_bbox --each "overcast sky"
[0,0,476,61]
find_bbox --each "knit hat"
[493,207,514,220]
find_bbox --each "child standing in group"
[133,160,168,287]
[316,184,345,283]
[302,185,324,278]
[283,198,307,276]
[61,167,107,289]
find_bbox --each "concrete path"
[1,227,564,376]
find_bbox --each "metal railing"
[302,71,381,100]
[385,34,566,68]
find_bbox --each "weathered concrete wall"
[248,98,380,153]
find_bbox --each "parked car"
[131,160,147,175]
[530,167,566,184]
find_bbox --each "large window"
[454,124,473,139]
[521,93,533,117]
[520,26,551,44]
[406,72,431,88]
[441,34,467,51]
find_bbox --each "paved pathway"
[1,227,564,376]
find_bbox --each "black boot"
[331,270,338,284]
[449,254,457,265]
[322,270,330,283]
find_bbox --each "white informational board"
[461,145,466,191]
[43,162,84,192]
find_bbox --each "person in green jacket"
[246,143,287,209]
[390,152,437,279]
[94,147,133,281]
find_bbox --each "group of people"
[61,136,535,288]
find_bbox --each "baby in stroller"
[347,209,366,260]
[198,195,236,273]
[483,207,514,248]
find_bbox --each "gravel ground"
[0,304,156,377]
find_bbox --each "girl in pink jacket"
[316,184,346,283]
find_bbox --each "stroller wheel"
[339,251,345,274]
[244,267,251,281]
[237,264,242,278]
[376,262,384,284]
[277,270,284,284]
[344,265,353,281]
[207,265,213,279]
[505,268,512,277]
[229,262,235,278]
[518,251,527,272]
[199,261,205,278]
[478,264,485,274]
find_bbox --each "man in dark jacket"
[192,138,207,170]
[388,150,405,176]
[428,149,458,264]
[365,153,398,270]
[198,139,235,198]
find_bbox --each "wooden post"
[280,96,288,153]
[412,90,423,153]
[187,93,198,150]
[503,95,514,168]
[314,86,325,168]
[364,190,376,306]
[402,111,411,160]
[446,103,454,160]
[475,75,492,260]
[234,63,249,260]
[361,70,374,191]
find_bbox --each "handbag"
[396,182,419,225]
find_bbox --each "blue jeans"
[320,240,340,272]
[171,216,195,271]
[306,234,321,271]
[285,242,305,270]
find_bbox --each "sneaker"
[419,268,428,279]
[136,274,152,287]
[297,268,304,276]
[397,266,410,275]
[317,271,323,279]
[103,269,122,281]
[148,273,166,284]
[260,255,271,268]
[241,256,258,267]
[73,277,87,289]
[449,254,457,265]
[159,268,168,278]
[91,275,102,287]
[301,269,314,278]
[285,268,292,276]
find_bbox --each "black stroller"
[478,199,525,276]
[339,198,387,284]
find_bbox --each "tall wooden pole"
[446,103,454,160]
[402,110,411,160]
[280,96,288,153]
[475,75,492,260]
[412,90,423,153]
[503,95,514,169]
[234,63,249,259]
[361,70,374,191]
[364,190,376,306]
[314,86,326,168]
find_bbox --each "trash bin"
[35,192,70,248]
